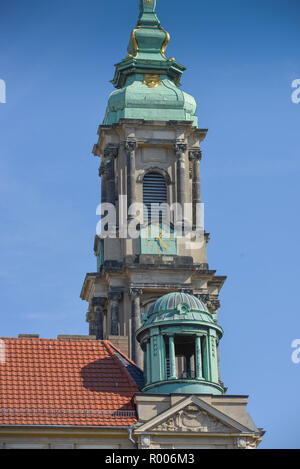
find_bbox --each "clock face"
[141,223,177,255]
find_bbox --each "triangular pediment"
[136,395,252,435]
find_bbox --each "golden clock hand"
[155,236,167,251]
[158,231,168,250]
[160,239,167,251]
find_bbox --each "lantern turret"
[137,292,224,395]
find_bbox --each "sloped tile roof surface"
[109,345,145,391]
[0,338,138,427]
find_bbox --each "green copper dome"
[151,292,210,314]
[103,75,198,126]
[143,292,216,326]
[137,290,224,396]
[103,0,198,126]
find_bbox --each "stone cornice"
[208,276,227,292]
[80,273,103,301]
[93,121,208,157]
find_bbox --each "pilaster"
[109,291,123,336]
[174,140,187,210]
[91,296,107,340]
[104,144,119,206]
[189,149,202,227]
[130,287,143,369]
[126,140,137,219]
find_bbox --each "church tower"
[81,0,225,371]
[80,1,264,449]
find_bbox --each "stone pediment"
[136,396,252,435]
[154,405,234,433]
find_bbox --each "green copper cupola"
[136,293,225,395]
[137,0,160,27]
[103,0,198,126]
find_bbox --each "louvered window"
[143,172,167,223]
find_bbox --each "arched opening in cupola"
[165,335,206,379]
[164,335,208,381]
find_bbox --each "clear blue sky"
[0,0,299,449]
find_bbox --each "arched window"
[143,172,167,223]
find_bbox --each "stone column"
[203,335,210,381]
[185,354,195,379]
[130,288,143,369]
[126,140,137,219]
[104,145,118,206]
[86,310,96,337]
[195,335,203,380]
[186,354,192,379]
[109,292,122,336]
[169,336,176,380]
[146,341,151,385]
[189,149,202,227]
[92,297,107,340]
[175,141,187,209]
[99,162,107,205]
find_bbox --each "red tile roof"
[0,338,138,427]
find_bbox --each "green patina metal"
[137,292,224,395]
[103,1,198,126]
[144,380,224,395]
[138,0,160,27]
[145,292,210,318]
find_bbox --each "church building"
[0,1,264,449]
